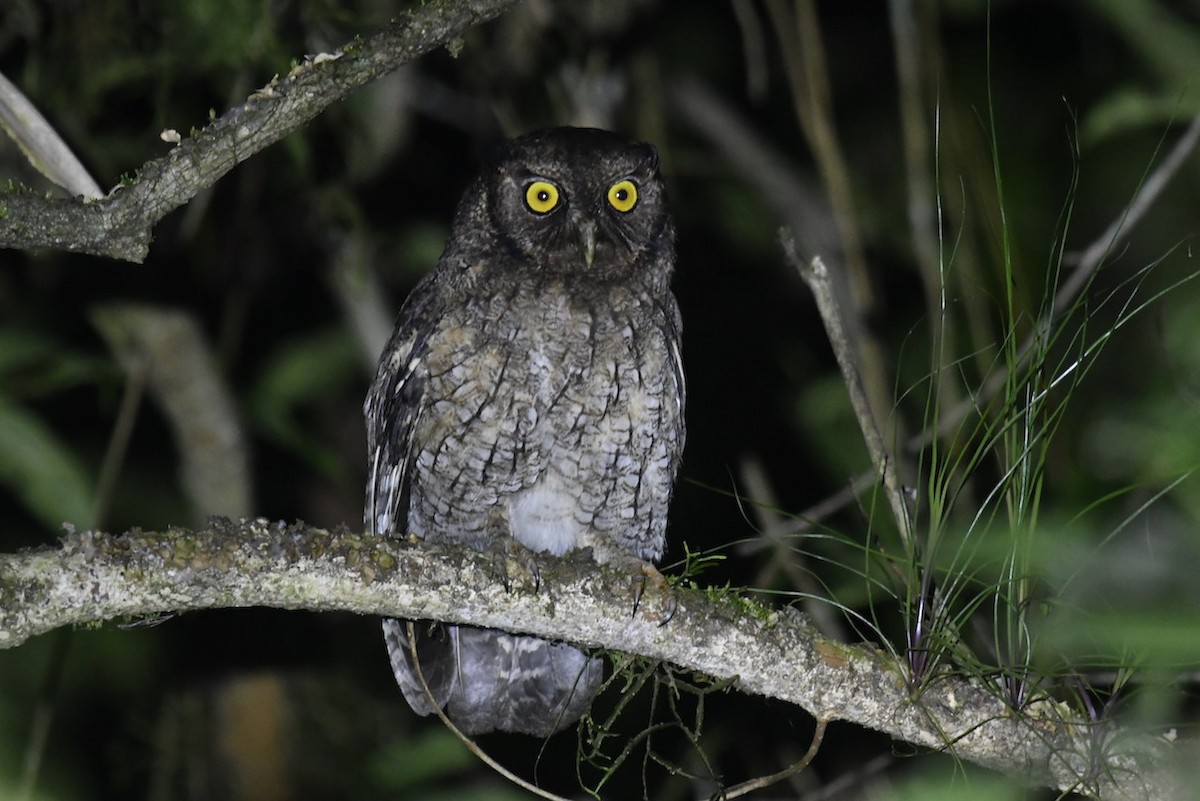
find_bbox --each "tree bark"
[0,521,1179,801]
[0,0,521,262]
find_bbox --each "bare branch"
[0,0,521,263]
[0,70,103,199]
[763,0,898,462]
[92,305,251,522]
[0,520,1180,800]
[785,238,915,549]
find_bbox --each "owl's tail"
[382,618,603,736]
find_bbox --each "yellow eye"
[524,180,560,214]
[607,179,638,212]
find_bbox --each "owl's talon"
[631,576,645,618]
[658,592,678,626]
[485,545,516,593]
[529,559,542,594]
[487,539,542,595]
[630,562,675,626]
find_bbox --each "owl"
[364,127,685,736]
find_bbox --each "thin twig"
[730,0,769,103]
[670,77,839,259]
[737,457,845,637]
[722,718,828,799]
[92,305,251,522]
[405,621,573,801]
[1057,109,1200,314]
[90,356,149,528]
[0,70,103,199]
[327,230,396,370]
[785,239,914,550]
[887,0,941,289]
[14,632,70,801]
[764,0,895,452]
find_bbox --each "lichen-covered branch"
[0,0,521,263]
[0,520,1179,800]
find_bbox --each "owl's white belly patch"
[508,472,587,556]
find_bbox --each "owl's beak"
[578,220,597,268]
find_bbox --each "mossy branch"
[0,520,1179,800]
[0,0,521,263]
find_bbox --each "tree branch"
[0,520,1180,800]
[0,0,521,263]
[784,239,914,548]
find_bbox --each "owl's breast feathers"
[367,273,684,562]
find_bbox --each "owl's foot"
[631,561,677,626]
[487,538,542,595]
[578,537,677,626]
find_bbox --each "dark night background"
[3,1,1200,799]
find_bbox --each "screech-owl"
[364,127,685,736]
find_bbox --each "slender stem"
[781,108,1200,535]
[723,718,828,799]
[784,237,914,550]
[91,358,149,528]
[405,622,573,801]
[764,0,898,463]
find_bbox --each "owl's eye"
[607,179,638,213]
[524,180,560,214]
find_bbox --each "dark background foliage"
[3,1,1199,798]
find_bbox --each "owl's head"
[471,127,674,283]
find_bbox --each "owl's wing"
[363,284,439,539]
[664,296,686,426]
[366,282,473,719]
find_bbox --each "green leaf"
[1080,86,1192,146]
[245,327,359,476]
[0,327,113,396]
[0,395,94,530]
[368,728,479,793]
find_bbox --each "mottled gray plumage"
[364,127,685,736]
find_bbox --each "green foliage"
[0,397,93,530]
[369,728,483,794]
[894,101,1195,712]
[5,0,1200,798]
[671,540,726,584]
[0,330,112,531]
[245,326,361,479]
[878,766,1026,801]
[1083,0,1200,144]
